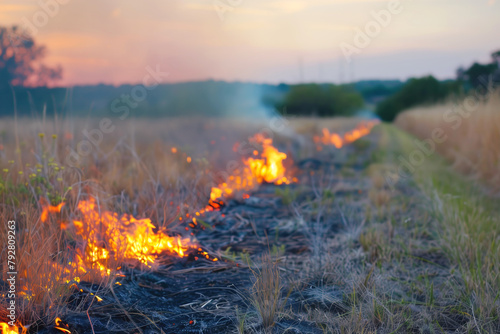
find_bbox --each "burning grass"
[3,114,498,333]
[209,133,297,207]
[0,118,226,332]
[42,196,207,281]
[313,119,380,150]
[0,116,384,333]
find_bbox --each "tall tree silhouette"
[0,25,62,90]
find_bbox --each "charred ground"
[2,120,499,334]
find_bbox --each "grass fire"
[0,120,377,333]
[1,4,500,333]
[209,133,297,207]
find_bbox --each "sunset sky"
[1,0,499,86]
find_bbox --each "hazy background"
[1,0,499,86]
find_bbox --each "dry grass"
[376,124,500,333]
[287,116,366,134]
[394,90,500,329]
[279,123,500,333]
[0,116,277,329]
[428,185,500,329]
[395,89,500,191]
[2,113,498,333]
[249,254,289,331]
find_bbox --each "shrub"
[276,84,364,117]
[376,76,460,122]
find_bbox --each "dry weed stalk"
[250,254,289,330]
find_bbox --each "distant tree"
[492,50,500,85]
[0,25,62,90]
[456,66,466,82]
[464,62,498,88]
[376,76,460,122]
[276,84,364,116]
[454,49,500,91]
[491,50,500,66]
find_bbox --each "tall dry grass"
[394,90,500,191]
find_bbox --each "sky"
[1,0,499,86]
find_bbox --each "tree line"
[1,25,498,120]
[376,51,500,121]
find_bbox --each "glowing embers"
[54,318,71,333]
[314,120,380,150]
[209,133,296,205]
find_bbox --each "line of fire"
[1,121,378,333]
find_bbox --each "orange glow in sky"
[1,0,498,86]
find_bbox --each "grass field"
[395,89,500,191]
[370,124,500,333]
[0,114,499,333]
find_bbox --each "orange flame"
[313,120,380,149]
[38,196,212,280]
[209,133,296,204]
[0,323,25,334]
[70,198,200,274]
[40,198,65,223]
[54,318,71,333]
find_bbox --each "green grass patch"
[373,123,500,329]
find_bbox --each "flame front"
[209,133,296,204]
[0,323,25,334]
[39,198,200,279]
[313,120,380,149]
[72,198,198,272]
